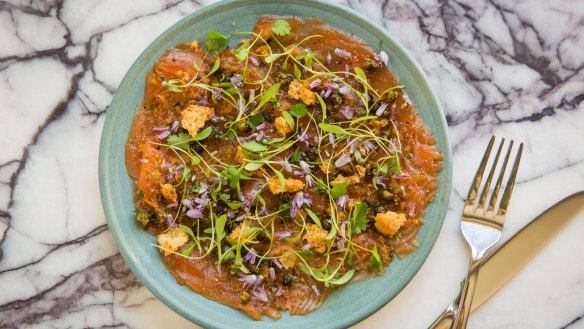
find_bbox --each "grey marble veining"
[0,0,583,328]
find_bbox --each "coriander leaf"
[330,182,349,199]
[289,103,307,118]
[221,167,250,192]
[193,126,212,140]
[190,154,201,165]
[206,31,227,52]
[328,269,355,286]
[305,208,322,228]
[241,140,268,152]
[167,132,191,149]
[281,111,295,130]
[256,83,281,110]
[351,202,368,234]
[247,113,265,130]
[271,19,291,36]
[368,246,383,272]
[379,156,401,175]
[234,43,249,62]
[318,123,350,136]
[289,148,301,163]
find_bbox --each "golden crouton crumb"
[277,101,290,112]
[331,174,361,186]
[160,183,178,203]
[181,104,215,137]
[229,221,252,242]
[190,40,199,51]
[235,146,246,164]
[369,118,389,135]
[256,45,271,58]
[267,177,305,194]
[320,159,332,174]
[157,227,189,256]
[287,79,316,105]
[355,165,366,178]
[374,211,407,236]
[303,224,329,253]
[274,116,292,136]
[279,250,298,269]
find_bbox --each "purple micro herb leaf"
[299,160,312,173]
[280,159,292,172]
[312,285,320,296]
[390,103,397,120]
[340,222,347,240]
[326,53,333,67]
[409,201,416,217]
[156,130,171,140]
[379,50,390,67]
[344,64,350,78]
[152,125,169,131]
[305,174,315,187]
[375,102,388,116]
[274,287,285,297]
[166,202,178,208]
[255,131,266,142]
[253,275,264,290]
[323,88,333,99]
[302,243,312,251]
[230,74,243,87]
[182,199,193,209]
[138,158,148,164]
[309,79,322,89]
[328,133,336,147]
[276,231,291,240]
[340,106,354,120]
[170,120,179,132]
[336,194,348,210]
[238,274,257,289]
[336,238,345,250]
[325,82,339,89]
[243,248,258,264]
[273,258,283,269]
[249,55,259,66]
[375,175,388,188]
[335,153,352,167]
[338,85,351,95]
[166,214,177,227]
[334,48,351,59]
[269,267,276,281]
[252,286,269,303]
[186,208,203,219]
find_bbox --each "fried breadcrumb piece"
[274,116,292,136]
[160,183,177,203]
[157,227,189,256]
[331,174,360,186]
[303,224,329,253]
[267,177,305,194]
[287,79,316,105]
[229,221,252,242]
[374,211,406,236]
[181,104,215,137]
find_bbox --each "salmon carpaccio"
[125,16,442,320]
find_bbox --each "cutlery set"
[429,136,584,329]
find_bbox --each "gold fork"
[452,136,523,329]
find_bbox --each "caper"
[240,291,251,304]
[381,190,393,200]
[237,120,249,132]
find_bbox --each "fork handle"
[452,259,481,329]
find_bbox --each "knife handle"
[452,260,480,329]
[428,300,457,329]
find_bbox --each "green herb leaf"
[247,113,265,130]
[350,202,368,234]
[325,223,337,240]
[265,53,283,63]
[305,208,322,228]
[182,242,195,257]
[221,167,251,192]
[330,182,349,199]
[271,19,291,36]
[190,154,201,165]
[244,161,264,171]
[297,250,316,260]
[328,269,355,285]
[318,123,350,136]
[368,246,383,272]
[378,156,401,175]
[162,79,182,92]
[206,31,227,52]
[242,140,269,152]
[193,126,212,140]
[289,148,301,163]
[293,64,301,80]
[256,83,281,110]
[225,201,243,210]
[354,67,367,83]
[179,224,196,240]
[167,132,191,149]
[303,49,315,68]
[209,57,221,75]
[215,214,227,240]
[289,103,307,118]
[281,111,295,130]
[315,93,327,120]
[234,43,249,62]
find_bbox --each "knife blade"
[429,191,584,329]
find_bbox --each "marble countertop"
[1,0,583,328]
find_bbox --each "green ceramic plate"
[99,0,452,328]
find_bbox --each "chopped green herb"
[368,246,383,272]
[247,113,265,130]
[241,140,268,152]
[330,182,349,199]
[290,103,307,118]
[271,19,291,36]
[289,148,301,163]
[206,31,227,52]
[318,123,350,136]
[281,111,295,130]
[350,202,368,234]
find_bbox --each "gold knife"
[429,191,584,329]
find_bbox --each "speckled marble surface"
[1,0,583,328]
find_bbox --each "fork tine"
[497,142,523,215]
[467,136,496,203]
[477,138,505,211]
[487,140,513,215]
